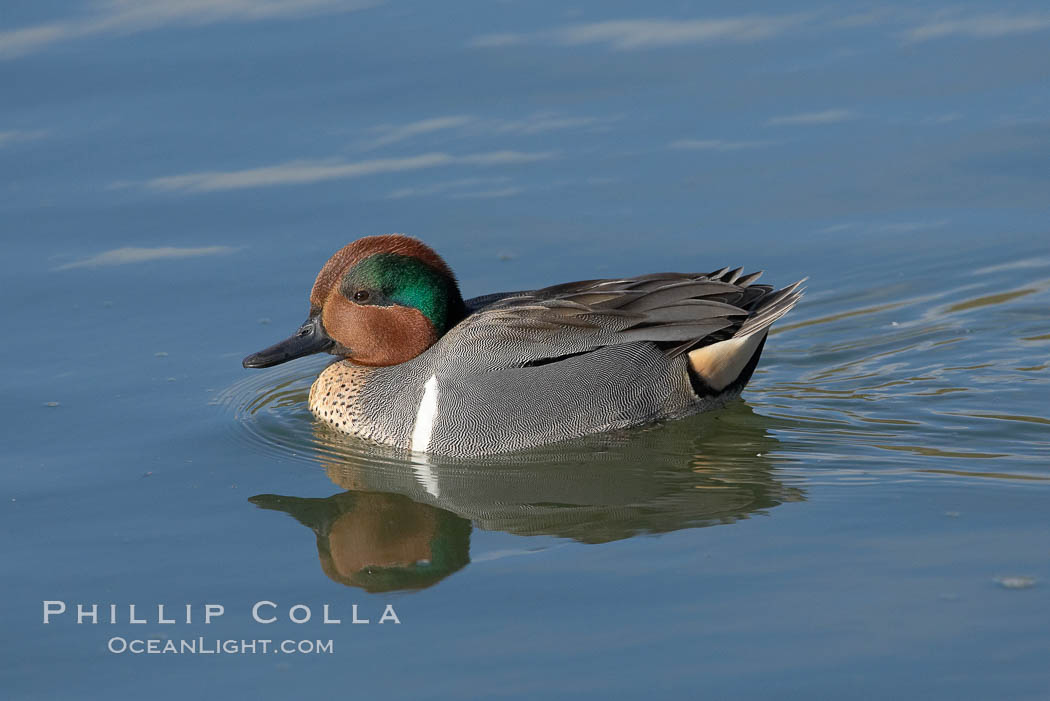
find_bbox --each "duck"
[243,234,804,457]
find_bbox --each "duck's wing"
[463,289,534,313]
[445,269,804,372]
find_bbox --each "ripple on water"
[748,254,1050,483]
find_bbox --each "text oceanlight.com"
[107,638,334,655]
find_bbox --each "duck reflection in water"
[250,491,470,593]
[250,403,803,592]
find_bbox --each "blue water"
[3,2,1049,699]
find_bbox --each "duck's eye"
[353,290,371,303]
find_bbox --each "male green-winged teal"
[243,234,803,457]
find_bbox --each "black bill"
[242,315,335,368]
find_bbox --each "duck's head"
[243,234,466,369]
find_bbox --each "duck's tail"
[686,278,805,393]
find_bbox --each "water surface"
[3,1,1049,699]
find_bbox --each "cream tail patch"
[687,330,767,391]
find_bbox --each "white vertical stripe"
[410,374,439,453]
[412,459,441,498]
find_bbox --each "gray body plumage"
[313,268,803,457]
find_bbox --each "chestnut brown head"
[243,235,466,369]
